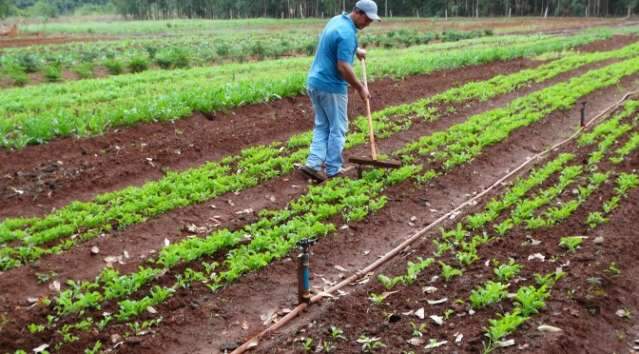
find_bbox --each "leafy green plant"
[432,239,452,256]
[27,323,45,334]
[356,335,386,353]
[514,285,549,316]
[456,248,479,266]
[73,63,94,79]
[104,59,123,75]
[493,259,521,282]
[484,310,527,345]
[44,65,62,82]
[128,56,149,73]
[559,236,584,252]
[18,53,40,73]
[615,173,639,197]
[607,262,621,276]
[409,321,427,337]
[84,341,102,354]
[493,219,513,236]
[439,262,463,282]
[368,293,386,305]
[301,337,313,352]
[377,274,403,290]
[586,212,607,229]
[469,281,508,309]
[328,325,346,341]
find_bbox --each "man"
[299,0,381,182]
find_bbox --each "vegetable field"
[1,16,639,354]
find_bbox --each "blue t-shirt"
[307,13,358,94]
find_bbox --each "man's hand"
[357,85,370,101]
[356,48,367,61]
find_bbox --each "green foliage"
[409,321,427,337]
[0,30,627,149]
[469,281,508,310]
[493,259,521,282]
[439,262,463,282]
[328,325,346,341]
[44,65,62,82]
[356,335,385,353]
[377,274,403,290]
[559,236,584,252]
[155,47,190,69]
[514,285,550,316]
[607,262,621,276]
[104,59,123,75]
[27,323,45,334]
[17,54,40,73]
[586,212,607,229]
[615,173,639,196]
[73,63,94,79]
[84,340,102,354]
[484,310,528,343]
[128,56,149,73]
[28,0,58,18]
[368,293,386,305]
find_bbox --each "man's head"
[351,0,381,29]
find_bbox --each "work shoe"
[298,165,326,182]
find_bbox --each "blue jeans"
[305,88,348,176]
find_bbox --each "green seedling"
[607,262,621,276]
[493,259,521,282]
[494,219,513,236]
[84,341,102,354]
[302,337,314,352]
[443,308,455,320]
[35,271,58,284]
[469,281,508,310]
[321,339,335,353]
[27,323,45,334]
[409,321,427,337]
[432,239,452,257]
[439,262,463,282]
[484,310,528,343]
[377,274,403,290]
[356,335,386,353]
[328,325,346,341]
[514,285,549,316]
[559,236,584,252]
[586,212,607,229]
[368,293,387,305]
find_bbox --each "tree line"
[1,0,638,19]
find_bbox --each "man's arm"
[337,60,370,101]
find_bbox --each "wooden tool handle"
[361,59,377,161]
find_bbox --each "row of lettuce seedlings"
[5,49,639,354]
[299,100,639,353]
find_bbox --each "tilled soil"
[0,38,635,318]
[254,125,639,354]
[1,35,638,354]
[103,67,639,354]
[0,57,538,219]
[1,35,636,219]
[0,35,117,48]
